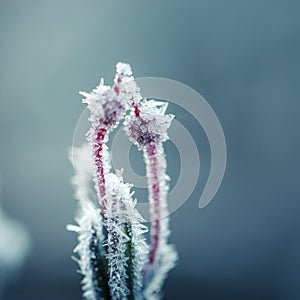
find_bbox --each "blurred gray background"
[0,0,299,299]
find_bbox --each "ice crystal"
[69,62,177,300]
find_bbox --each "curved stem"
[93,125,108,214]
[146,144,161,265]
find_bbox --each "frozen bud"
[80,78,126,127]
[124,100,174,147]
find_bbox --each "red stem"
[93,126,108,214]
[146,144,161,265]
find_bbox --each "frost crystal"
[69,62,177,300]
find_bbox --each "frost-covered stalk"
[69,199,109,299]
[104,172,148,299]
[79,71,128,298]
[80,78,124,216]
[68,145,110,299]
[69,62,177,300]
[125,100,177,299]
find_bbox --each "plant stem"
[146,144,161,265]
[93,125,108,215]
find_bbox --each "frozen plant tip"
[69,63,177,300]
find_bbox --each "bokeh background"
[0,0,299,299]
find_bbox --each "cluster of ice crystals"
[80,79,125,128]
[121,79,143,106]
[115,62,132,78]
[124,100,174,147]
[104,172,148,299]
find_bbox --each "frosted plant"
[124,100,177,300]
[69,63,177,300]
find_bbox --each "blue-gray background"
[0,0,299,299]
